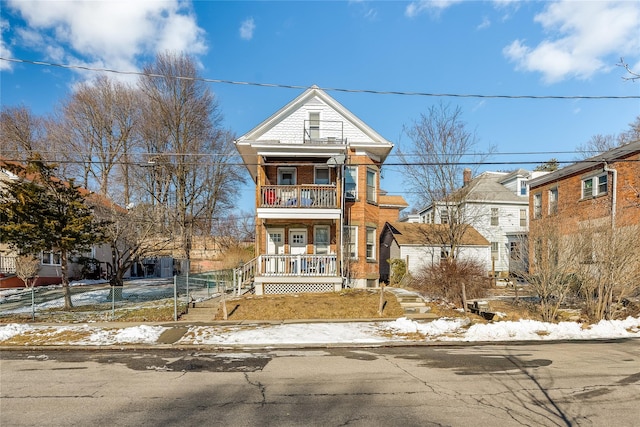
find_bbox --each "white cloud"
[503,1,640,83]
[405,0,464,18]
[0,19,13,71]
[239,17,255,41]
[5,0,207,76]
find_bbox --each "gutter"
[603,162,617,229]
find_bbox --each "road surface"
[1,340,639,426]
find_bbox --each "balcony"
[260,185,337,209]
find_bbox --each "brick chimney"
[463,168,472,186]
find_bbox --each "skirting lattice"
[264,282,335,294]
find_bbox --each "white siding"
[260,97,375,144]
[399,245,490,276]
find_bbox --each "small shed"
[379,222,490,283]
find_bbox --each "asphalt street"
[1,340,639,426]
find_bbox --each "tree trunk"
[60,250,73,309]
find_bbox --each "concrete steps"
[180,297,221,322]
[388,288,438,320]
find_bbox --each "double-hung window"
[533,193,542,219]
[519,209,527,227]
[582,174,607,198]
[344,166,357,200]
[549,188,558,214]
[366,168,376,203]
[314,226,330,255]
[490,208,499,226]
[344,226,358,259]
[366,227,376,260]
[308,112,320,139]
[491,242,499,260]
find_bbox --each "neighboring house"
[406,169,548,276]
[0,158,133,288]
[528,140,640,238]
[235,85,407,294]
[379,221,490,283]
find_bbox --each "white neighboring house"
[405,169,547,276]
[379,222,490,282]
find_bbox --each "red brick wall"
[530,153,639,234]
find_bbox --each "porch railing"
[258,254,337,277]
[260,185,337,208]
[0,256,16,274]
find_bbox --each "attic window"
[309,112,320,139]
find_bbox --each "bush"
[412,258,491,307]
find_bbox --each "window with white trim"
[277,167,296,185]
[309,112,320,139]
[520,180,527,196]
[491,242,499,259]
[345,226,358,259]
[582,174,607,198]
[314,167,330,185]
[549,187,558,214]
[366,168,376,203]
[533,193,542,219]
[366,227,376,260]
[520,209,527,227]
[490,208,499,226]
[41,250,61,266]
[440,208,449,224]
[344,166,357,200]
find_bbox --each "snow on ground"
[0,323,167,345]
[3,316,637,347]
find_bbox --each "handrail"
[260,185,337,208]
[257,254,337,277]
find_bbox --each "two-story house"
[528,140,640,238]
[407,169,547,276]
[235,86,406,295]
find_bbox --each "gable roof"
[235,85,393,180]
[529,140,640,188]
[385,221,489,247]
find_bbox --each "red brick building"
[528,140,639,235]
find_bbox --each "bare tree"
[137,51,244,261]
[617,57,640,82]
[575,115,640,159]
[397,102,494,261]
[15,255,40,288]
[93,201,173,288]
[49,75,140,205]
[575,223,640,321]
[511,218,582,322]
[0,106,46,161]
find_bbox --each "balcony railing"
[258,254,337,277]
[261,185,337,208]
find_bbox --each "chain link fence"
[0,270,246,322]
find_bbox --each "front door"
[289,229,307,255]
[288,229,307,274]
[266,229,284,274]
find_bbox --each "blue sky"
[1,0,639,213]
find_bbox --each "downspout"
[603,162,617,229]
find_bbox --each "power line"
[2,56,639,100]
